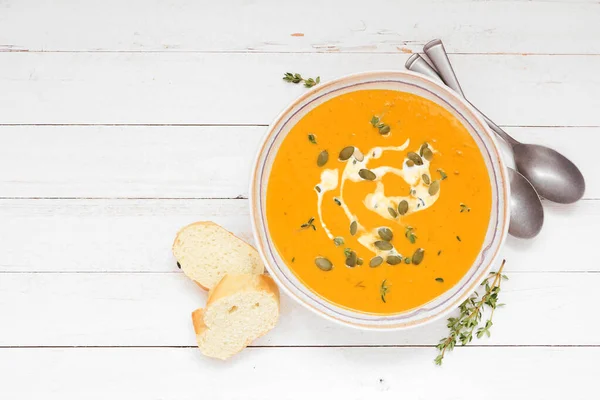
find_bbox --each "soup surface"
[266,89,492,314]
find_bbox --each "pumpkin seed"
[386,255,403,265]
[374,240,393,251]
[378,227,393,242]
[315,257,333,271]
[353,147,365,161]
[435,277,444,283]
[422,174,431,185]
[428,180,440,196]
[412,248,425,265]
[350,221,358,236]
[308,133,317,144]
[356,257,364,266]
[422,147,433,161]
[419,142,429,157]
[333,237,344,246]
[398,200,409,215]
[407,152,424,165]
[358,169,376,181]
[339,146,355,161]
[317,150,329,167]
[345,251,357,268]
[369,256,383,268]
[378,125,390,135]
[387,207,398,218]
[406,159,415,167]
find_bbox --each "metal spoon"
[406,53,544,238]
[423,39,585,204]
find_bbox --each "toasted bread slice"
[191,274,280,360]
[173,221,264,290]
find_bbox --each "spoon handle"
[421,40,520,147]
[405,54,523,172]
[422,39,465,97]
[405,54,443,83]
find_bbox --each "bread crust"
[191,274,280,360]
[206,273,280,306]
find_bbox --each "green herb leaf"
[434,260,507,365]
[405,226,417,244]
[284,72,320,88]
[333,237,344,247]
[308,133,317,144]
[380,279,390,303]
[301,217,317,231]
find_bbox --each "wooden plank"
[0,125,262,199]
[0,198,596,273]
[0,347,595,399]
[1,53,599,126]
[0,272,597,346]
[1,0,599,54]
[0,126,595,199]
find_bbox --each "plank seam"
[0,344,598,349]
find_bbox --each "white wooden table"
[1,1,599,398]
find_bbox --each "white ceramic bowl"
[250,71,509,330]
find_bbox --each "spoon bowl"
[405,52,546,238]
[508,168,544,239]
[513,143,585,204]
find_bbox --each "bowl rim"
[250,70,509,330]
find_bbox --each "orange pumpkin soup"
[266,89,491,314]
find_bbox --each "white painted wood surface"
[0,1,598,398]
[2,53,600,126]
[0,272,597,346]
[1,347,596,400]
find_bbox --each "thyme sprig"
[380,279,390,303]
[434,259,508,365]
[300,217,317,231]
[283,72,321,88]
